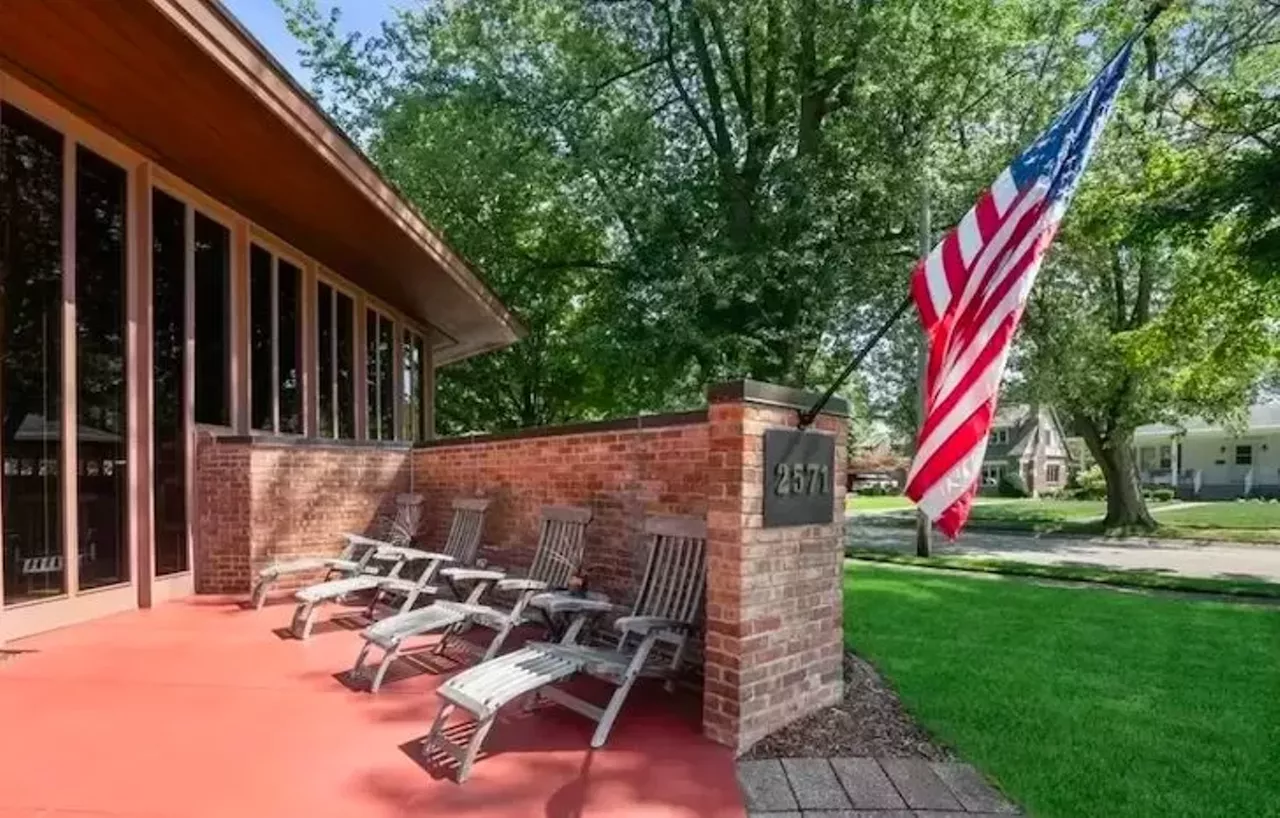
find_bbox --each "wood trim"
[134,162,156,606]
[61,134,79,596]
[230,216,250,434]
[354,292,368,441]
[183,204,197,579]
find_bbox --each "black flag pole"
[797,292,914,429]
[796,0,1171,432]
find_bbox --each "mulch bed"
[743,650,953,760]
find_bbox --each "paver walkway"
[850,521,1280,583]
[737,757,1020,817]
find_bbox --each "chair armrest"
[377,546,454,563]
[529,592,617,616]
[497,578,548,593]
[343,533,394,549]
[615,616,692,636]
[441,568,506,582]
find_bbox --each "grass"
[966,499,1109,523]
[1157,501,1280,530]
[846,494,916,512]
[844,563,1280,818]
[846,549,1280,599]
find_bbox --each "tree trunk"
[1089,429,1156,530]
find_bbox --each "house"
[1133,404,1280,499]
[981,405,1071,495]
[847,421,909,491]
[0,0,521,640]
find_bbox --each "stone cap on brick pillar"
[706,379,850,418]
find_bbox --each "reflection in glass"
[75,146,129,590]
[152,189,188,576]
[366,309,379,439]
[1,104,65,604]
[250,244,272,431]
[278,260,301,434]
[402,331,427,442]
[378,315,394,441]
[317,282,333,438]
[193,213,229,426]
[336,291,354,439]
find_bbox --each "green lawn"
[1156,501,1280,530]
[845,563,1280,818]
[966,499,1108,523]
[846,494,916,512]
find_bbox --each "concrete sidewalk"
[849,522,1280,583]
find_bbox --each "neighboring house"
[1133,404,1280,499]
[981,405,1071,495]
[847,421,909,491]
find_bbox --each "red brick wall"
[701,401,847,752]
[412,414,708,602]
[194,435,411,594]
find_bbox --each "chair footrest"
[362,604,469,649]
[438,646,583,720]
[294,576,379,604]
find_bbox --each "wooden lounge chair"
[350,504,592,692]
[250,493,426,609]
[288,498,492,640]
[421,514,706,782]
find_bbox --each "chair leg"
[293,602,319,640]
[458,713,498,783]
[423,702,454,755]
[251,578,269,610]
[370,644,400,693]
[590,674,640,749]
[352,641,375,680]
[434,621,462,655]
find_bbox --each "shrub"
[998,471,1030,498]
[1074,465,1107,500]
[1147,488,1175,503]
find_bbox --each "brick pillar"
[702,380,848,753]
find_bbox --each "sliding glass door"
[0,100,132,607]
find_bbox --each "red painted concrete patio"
[0,598,745,818]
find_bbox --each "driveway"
[849,522,1280,584]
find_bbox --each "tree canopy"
[282,0,1279,526]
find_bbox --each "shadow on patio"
[0,597,744,818]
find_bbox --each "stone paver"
[782,759,852,810]
[930,763,1019,814]
[879,760,964,812]
[739,759,801,812]
[738,756,1020,817]
[830,758,907,809]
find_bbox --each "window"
[1235,445,1253,466]
[402,330,428,442]
[1046,464,1061,484]
[989,428,1009,445]
[1139,446,1156,470]
[1,102,65,604]
[982,464,1003,485]
[75,145,129,590]
[1158,445,1172,470]
[151,189,188,576]
[366,309,396,440]
[193,212,230,426]
[316,281,355,439]
[249,244,302,434]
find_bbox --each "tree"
[1015,0,1280,528]
[279,0,1046,430]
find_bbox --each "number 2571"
[773,463,829,496]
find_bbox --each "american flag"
[904,38,1138,538]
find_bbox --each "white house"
[1133,404,1280,499]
